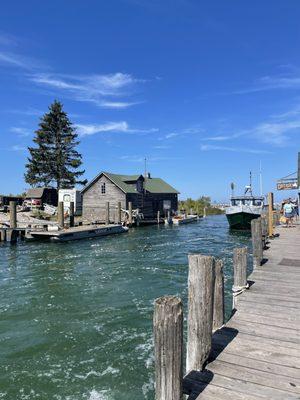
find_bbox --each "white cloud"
[200,144,272,154]
[76,122,129,136]
[30,72,143,108]
[10,126,31,136]
[10,144,27,152]
[75,121,157,136]
[0,51,43,70]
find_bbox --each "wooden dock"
[153,210,300,400]
[183,224,300,399]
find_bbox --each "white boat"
[172,215,198,225]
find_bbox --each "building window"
[101,182,106,194]
[63,194,71,202]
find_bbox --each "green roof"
[82,172,179,194]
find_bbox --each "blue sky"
[0,0,299,201]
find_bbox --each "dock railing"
[153,197,275,400]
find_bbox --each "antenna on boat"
[259,161,263,196]
[230,182,235,197]
[144,157,147,179]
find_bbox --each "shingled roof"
[81,172,179,194]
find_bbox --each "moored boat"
[226,197,264,230]
[172,215,198,225]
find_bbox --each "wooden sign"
[277,181,298,190]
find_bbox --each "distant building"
[81,171,179,222]
[25,187,58,208]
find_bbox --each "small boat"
[226,174,264,230]
[172,215,198,225]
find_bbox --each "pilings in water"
[213,259,224,332]
[186,254,215,372]
[69,202,75,228]
[128,202,133,227]
[57,202,64,228]
[232,247,248,308]
[154,296,183,400]
[117,202,122,225]
[153,213,267,398]
[157,210,160,224]
[105,202,110,225]
[10,201,17,229]
[251,218,263,268]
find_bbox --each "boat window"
[101,182,106,194]
[254,200,262,206]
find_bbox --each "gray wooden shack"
[81,171,179,222]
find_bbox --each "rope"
[232,283,249,297]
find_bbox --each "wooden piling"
[57,202,64,228]
[157,210,160,224]
[128,202,133,226]
[203,207,207,218]
[69,202,75,228]
[105,202,110,225]
[268,192,274,237]
[117,201,122,224]
[212,259,224,332]
[154,296,183,400]
[186,254,215,372]
[9,201,17,229]
[233,247,248,290]
[251,218,263,268]
[0,228,6,242]
[167,210,171,223]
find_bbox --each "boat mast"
[259,161,263,196]
[249,171,253,196]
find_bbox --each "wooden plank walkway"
[184,225,300,400]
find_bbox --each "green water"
[0,215,251,400]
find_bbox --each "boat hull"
[226,211,260,230]
[172,215,198,225]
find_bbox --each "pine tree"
[25,100,87,189]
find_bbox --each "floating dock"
[27,224,128,242]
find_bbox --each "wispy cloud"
[30,72,144,108]
[10,126,32,136]
[76,121,157,136]
[0,50,44,71]
[120,155,180,162]
[0,33,17,46]
[10,144,27,152]
[200,144,272,154]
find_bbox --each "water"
[0,215,252,400]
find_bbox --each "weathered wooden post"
[213,259,224,332]
[157,210,160,224]
[167,210,171,224]
[69,202,75,228]
[57,201,64,228]
[203,207,207,218]
[9,201,17,229]
[128,202,133,227]
[105,202,110,225]
[187,254,215,372]
[117,201,122,224]
[233,247,248,308]
[268,192,274,237]
[154,296,183,400]
[251,218,263,268]
[260,214,268,248]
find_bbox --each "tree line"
[179,196,224,216]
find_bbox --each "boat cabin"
[230,196,264,207]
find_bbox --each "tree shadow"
[183,327,238,398]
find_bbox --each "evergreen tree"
[25,100,87,189]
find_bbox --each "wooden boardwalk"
[184,225,300,400]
